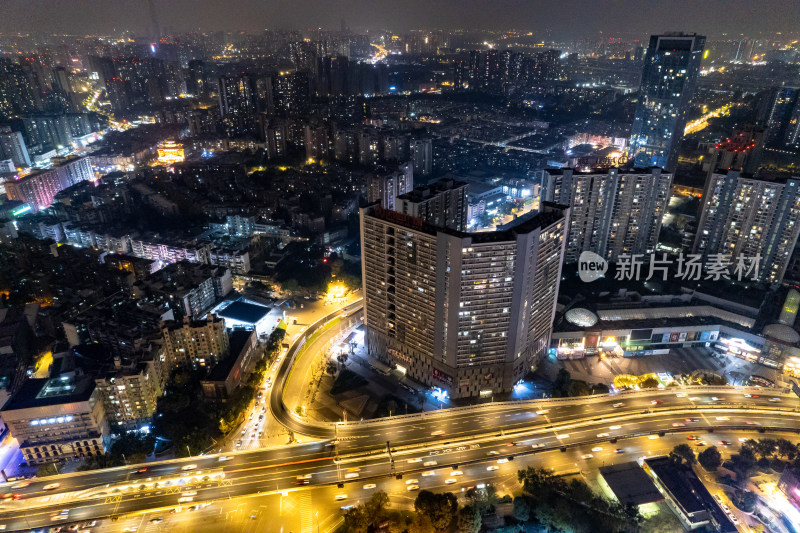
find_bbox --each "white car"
[423,460,437,467]
[612,402,624,408]
[596,433,610,438]
[556,434,570,439]
[407,458,422,463]
[178,496,194,503]
[609,425,622,430]
[344,473,360,479]
[445,478,457,484]
[335,494,347,501]
[181,464,197,471]
[422,471,436,477]
[405,479,419,485]
[407,484,419,491]
[581,454,594,459]
[43,483,61,491]
[497,458,509,464]
[431,431,445,436]
[591,447,603,452]
[536,409,548,415]
[218,456,232,462]
[486,465,499,471]
[363,484,377,490]
[451,470,464,476]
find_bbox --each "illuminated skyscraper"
[629,33,705,170]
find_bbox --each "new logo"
[578,251,607,282]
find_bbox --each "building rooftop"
[396,178,468,203]
[599,462,663,506]
[2,374,95,411]
[364,201,568,244]
[644,456,707,515]
[217,301,270,325]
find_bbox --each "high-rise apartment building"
[629,33,705,170]
[358,129,381,167]
[693,171,800,284]
[272,71,310,114]
[758,87,800,149]
[304,123,330,161]
[361,203,568,398]
[411,138,433,176]
[0,130,31,168]
[539,167,673,263]
[366,163,414,211]
[218,75,260,137]
[261,118,287,160]
[396,178,469,232]
[4,156,93,211]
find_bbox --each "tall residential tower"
[360,202,568,398]
[538,167,673,263]
[629,33,705,170]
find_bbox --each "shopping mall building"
[551,289,800,378]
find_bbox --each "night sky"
[0,0,797,39]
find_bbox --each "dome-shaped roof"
[763,323,800,345]
[565,307,598,327]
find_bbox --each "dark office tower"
[629,33,705,171]
[186,60,206,98]
[317,55,350,96]
[272,72,310,115]
[411,138,433,176]
[105,77,131,113]
[706,124,765,178]
[304,123,330,161]
[88,56,116,84]
[759,87,800,149]
[261,118,287,160]
[218,75,258,137]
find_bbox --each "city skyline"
[1,1,800,530]
[1,0,799,39]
